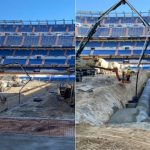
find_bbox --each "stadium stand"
[0,20,75,74]
[76,11,150,69]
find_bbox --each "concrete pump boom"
[76,0,150,95]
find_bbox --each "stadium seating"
[32,50,48,56]
[118,50,131,55]
[103,42,117,47]
[128,27,143,37]
[29,59,42,65]
[18,25,33,32]
[66,50,75,56]
[15,50,31,56]
[6,36,22,46]
[45,59,66,65]
[0,25,16,32]
[93,50,115,55]
[0,20,75,72]
[133,50,142,55]
[0,50,13,56]
[68,58,75,65]
[94,28,109,37]
[41,36,56,46]
[0,36,5,46]
[48,50,64,56]
[34,25,49,32]
[86,42,102,47]
[3,58,26,65]
[76,14,150,24]
[111,28,126,37]
[81,50,91,55]
[57,36,74,46]
[24,36,39,46]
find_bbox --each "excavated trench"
[76,71,148,126]
[109,78,150,124]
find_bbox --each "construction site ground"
[0,80,74,119]
[76,123,150,150]
[76,71,150,150]
[0,76,75,149]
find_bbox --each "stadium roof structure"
[0,19,74,25]
[77,11,150,17]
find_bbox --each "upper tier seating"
[57,36,74,46]
[41,36,56,46]
[6,36,22,46]
[76,15,150,24]
[23,36,39,46]
[0,24,74,33]
[3,58,26,65]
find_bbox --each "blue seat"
[0,25,16,32]
[120,41,135,46]
[3,58,26,65]
[66,50,75,56]
[15,50,31,56]
[145,50,150,55]
[136,42,144,46]
[29,59,42,65]
[118,50,131,55]
[41,36,56,46]
[86,42,102,47]
[6,36,22,46]
[0,50,13,56]
[34,25,49,32]
[103,42,117,47]
[18,25,33,32]
[68,59,75,65]
[32,50,48,56]
[133,50,142,55]
[0,36,5,45]
[48,50,64,56]
[57,36,73,46]
[51,25,67,32]
[81,50,91,55]
[93,50,115,55]
[45,59,66,65]
[24,36,39,46]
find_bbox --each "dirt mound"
[76,72,147,125]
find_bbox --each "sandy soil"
[76,124,150,150]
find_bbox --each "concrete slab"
[0,133,75,150]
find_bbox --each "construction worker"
[122,66,132,83]
[126,67,132,82]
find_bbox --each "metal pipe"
[136,79,150,122]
